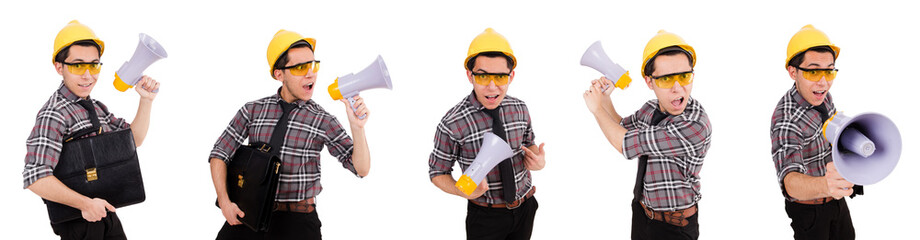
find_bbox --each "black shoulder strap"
[65,99,102,142]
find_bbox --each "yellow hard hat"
[786,24,839,67]
[266,29,316,78]
[52,20,104,63]
[465,28,517,71]
[641,30,695,77]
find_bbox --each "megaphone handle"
[348,96,366,120]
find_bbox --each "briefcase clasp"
[86,168,98,181]
[257,144,271,153]
[237,174,245,188]
[275,162,281,174]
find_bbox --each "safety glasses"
[278,60,320,76]
[794,66,838,82]
[62,62,103,75]
[651,71,694,88]
[471,72,510,86]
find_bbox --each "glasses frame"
[650,70,694,88]
[471,72,511,86]
[793,65,838,82]
[278,60,321,76]
[61,62,103,75]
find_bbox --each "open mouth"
[484,95,500,102]
[813,90,826,99]
[78,82,93,88]
[305,82,314,90]
[671,96,685,108]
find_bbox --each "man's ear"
[645,76,654,90]
[466,70,474,84]
[54,62,64,76]
[786,66,797,81]
[273,69,284,81]
[507,71,515,85]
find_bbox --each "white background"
[1,0,916,239]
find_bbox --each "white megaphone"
[581,41,632,91]
[822,112,901,185]
[114,33,167,93]
[455,132,515,196]
[328,55,392,119]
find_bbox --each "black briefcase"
[44,128,146,224]
[219,143,282,232]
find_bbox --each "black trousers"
[630,200,699,240]
[465,197,539,240]
[785,199,855,240]
[216,210,322,240]
[50,211,126,240]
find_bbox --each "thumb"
[105,201,116,212]
[538,143,546,153]
[238,210,245,218]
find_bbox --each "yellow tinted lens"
[655,76,676,88]
[288,62,318,76]
[492,75,509,85]
[474,74,490,85]
[67,63,101,75]
[677,73,694,86]
[802,69,835,81]
[473,74,509,86]
[824,70,837,81]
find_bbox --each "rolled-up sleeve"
[23,109,66,189]
[771,118,806,198]
[210,105,251,163]
[623,119,711,160]
[429,122,459,179]
[323,116,359,177]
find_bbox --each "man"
[428,28,546,240]
[771,24,856,240]
[583,30,711,240]
[23,20,160,240]
[209,29,372,240]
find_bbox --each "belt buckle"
[505,197,526,210]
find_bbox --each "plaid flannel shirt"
[210,91,358,202]
[23,83,130,188]
[429,92,535,204]
[770,84,835,201]
[622,97,711,211]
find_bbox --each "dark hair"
[54,40,102,63]
[643,46,693,76]
[466,51,514,72]
[788,46,836,68]
[273,40,314,71]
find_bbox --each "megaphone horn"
[328,55,393,119]
[580,40,632,90]
[114,33,167,93]
[455,132,515,196]
[822,112,902,185]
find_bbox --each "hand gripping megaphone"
[328,55,392,119]
[114,33,167,93]
[581,41,632,91]
[455,132,515,196]
[822,112,902,185]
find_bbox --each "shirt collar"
[57,82,86,102]
[274,87,312,108]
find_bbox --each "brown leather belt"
[470,187,536,209]
[273,198,315,213]
[640,202,697,227]
[794,197,834,205]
